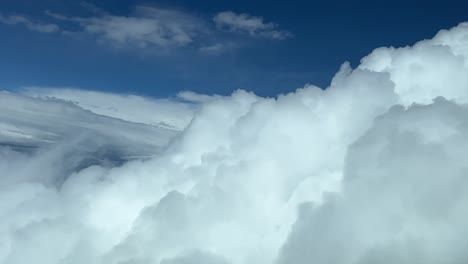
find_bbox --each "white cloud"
[277,98,468,264]
[0,91,180,158]
[2,21,468,264]
[0,14,59,33]
[213,11,292,39]
[358,27,468,106]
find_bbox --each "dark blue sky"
[1,0,467,97]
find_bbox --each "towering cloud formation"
[2,22,468,264]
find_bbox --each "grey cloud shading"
[277,98,468,264]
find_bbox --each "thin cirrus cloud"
[45,6,208,49]
[75,6,209,48]
[1,6,292,51]
[199,43,225,54]
[0,14,59,33]
[213,11,292,39]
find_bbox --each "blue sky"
[1,0,467,97]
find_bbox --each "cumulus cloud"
[0,14,59,33]
[277,98,468,264]
[358,23,468,106]
[2,22,468,264]
[213,11,292,39]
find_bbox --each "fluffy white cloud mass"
[2,22,468,264]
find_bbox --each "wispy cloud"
[2,6,293,52]
[24,87,197,130]
[0,90,180,161]
[76,6,208,48]
[45,6,208,49]
[0,14,59,33]
[213,11,292,40]
[199,43,224,54]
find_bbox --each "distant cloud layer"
[213,11,292,39]
[0,5,292,52]
[0,90,187,154]
[24,87,197,130]
[2,21,468,264]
